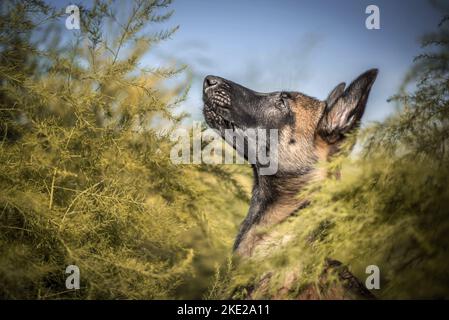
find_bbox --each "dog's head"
[202,69,378,175]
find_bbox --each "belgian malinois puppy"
[203,69,378,257]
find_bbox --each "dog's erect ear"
[326,82,346,107]
[318,69,378,144]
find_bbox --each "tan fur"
[236,196,307,257]
[291,93,325,138]
[277,95,326,174]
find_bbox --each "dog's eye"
[279,92,290,108]
[280,92,289,100]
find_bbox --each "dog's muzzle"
[203,75,231,108]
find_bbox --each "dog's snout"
[204,75,222,91]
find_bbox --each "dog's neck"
[233,166,319,256]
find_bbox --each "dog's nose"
[204,75,222,90]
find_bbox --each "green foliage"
[212,16,449,300]
[0,0,247,299]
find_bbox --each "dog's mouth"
[207,87,231,109]
[203,88,239,134]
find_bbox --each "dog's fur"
[203,69,378,257]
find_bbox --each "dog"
[202,69,378,257]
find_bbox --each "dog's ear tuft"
[318,69,378,144]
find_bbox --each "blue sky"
[150,0,443,124]
[54,0,444,125]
